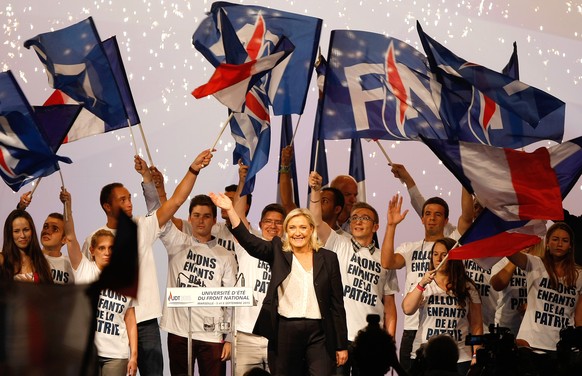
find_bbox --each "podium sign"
[166,287,253,308]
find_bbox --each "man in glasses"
[309,171,399,376]
[231,202,286,375]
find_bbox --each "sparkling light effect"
[1,4,582,365]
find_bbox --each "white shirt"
[517,254,582,351]
[159,222,237,343]
[325,231,399,340]
[412,278,481,363]
[277,256,321,319]
[74,257,133,359]
[82,212,163,323]
[463,259,499,330]
[234,238,270,334]
[397,240,434,330]
[45,253,75,285]
[396,230,460,331]
[492,258,527,335]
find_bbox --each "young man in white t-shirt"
[310,172,399,376]
[81,150,214,376]
[40,212,75,284]
[381,194,460,372]
[159,194,237,376]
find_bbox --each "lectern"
[166,287,254,376]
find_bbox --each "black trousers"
[167,333,225,376]
[399,329,417,373]
[270,316,335,376]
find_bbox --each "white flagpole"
[289,115,302,147]
[211,112,235,151]
[137,123,154,166]
[375,139,393,165]
[127,119,139,157]
[58,169,65,188]
[433,241,459,273]
[30,177,42,197]
[58,168,69,221]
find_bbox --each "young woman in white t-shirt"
[507,222,582,350]
[402,237,482,375]
[62,188,138,376]
[504,223,582,375]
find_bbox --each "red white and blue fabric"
[320,30,448,141]
[423,138,564,221]
[0,71,72,191]
[349,137,367,203]
[192,1,322,115]
[451,137,582,267]
[25,20,139,143]
[215,8,272,196]
[193,3,320,194]
[193,37,295,112]
[417,22,565,148]
[448,218,546,269]
[429,136,582,265]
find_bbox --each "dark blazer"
[230,222,348,357]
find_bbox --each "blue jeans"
[137,319,163,376]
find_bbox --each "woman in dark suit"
[210,192,348,376]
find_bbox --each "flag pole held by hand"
[434,241,459,272]
[137,122,154,166]
[58,168,69,221]
[289,115,302,147]
[127,119,139,157]
[211,112,235,151]
[30,177,42,197]
[375,139,393,165]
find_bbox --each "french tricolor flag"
[426,136,582,264]
[423,137,567,222]
[192,37,294,112]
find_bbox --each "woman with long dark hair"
[0,209,52,283]
[402,237,482,375]
[507,222,582,351]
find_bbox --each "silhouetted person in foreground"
[243,367,271,376]
[423,335,459,376]
[352,314,407,376]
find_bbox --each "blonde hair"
[90,229,115,250]
[281,208,321,252]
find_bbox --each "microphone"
[234,272,245,287]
